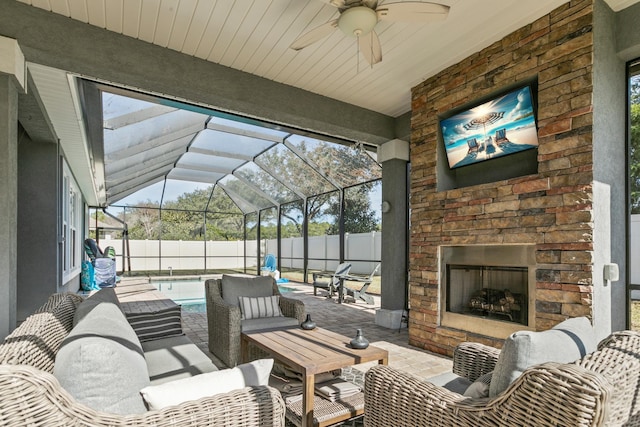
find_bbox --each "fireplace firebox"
[440,245,536,338]
[447,265,528,325]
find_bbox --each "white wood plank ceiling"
[18,0,625,118]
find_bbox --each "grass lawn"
[632,301,640,331]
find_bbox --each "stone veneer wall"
[409,0,595,356]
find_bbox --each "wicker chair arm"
[364,363,611,427]
[452,341,501,381]
[0,364,286,426]
[279,296,305,323]
[205,279,242,367]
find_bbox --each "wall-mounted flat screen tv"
[440,84,539,169]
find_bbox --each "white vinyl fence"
[102,231,381,275]
[271,232,381,274]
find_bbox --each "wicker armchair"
[0,365,285,426]
[0,293,286,427]
[364,330,640,427]
[205,276,305,368]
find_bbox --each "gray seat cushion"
[489,316,597,397]
[142,334,218,385]
[242,316,300,332]
[54,300,149,415]
[221,274,274,307]
[427,371,472,395]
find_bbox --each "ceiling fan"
[290,0,450,66]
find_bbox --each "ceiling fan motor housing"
[338,6,378,37]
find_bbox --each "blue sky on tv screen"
[441,86,539,169]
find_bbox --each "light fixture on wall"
[381,201,391,213]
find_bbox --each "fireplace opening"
[440,245,535,336]
[446,264,528,325]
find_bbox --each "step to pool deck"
[113,276,453,379]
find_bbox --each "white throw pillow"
[239,295,283,320]
[463,372,493,399]
[140,358,274,410]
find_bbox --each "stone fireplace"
[440,245,536,339]
[407,1,598,356]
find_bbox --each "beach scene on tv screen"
[441,86,539,169]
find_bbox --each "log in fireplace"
[440,245,536,338]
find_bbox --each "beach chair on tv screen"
[495,128,509,145]
[467,138,479,153]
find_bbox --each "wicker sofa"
[364,320,640,427]
[0,290,286,426]
[205,275,306,368]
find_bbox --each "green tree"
[281,201,304,238]
[254,140,380,236]
[112,140,380,240]
[325,182,380,235]
[117,186,246,241]
[161,210,204,240]
[125,202,161,239]
[259,207,278,240]
[206,186,245,240]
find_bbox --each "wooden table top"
[242,326,388,375]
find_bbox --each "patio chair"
[467,138,479,153]
[364,318,640,427]
[205,275,305,368]
[312,262,352,298]
[495,127,509,145]
[343,263,380,305]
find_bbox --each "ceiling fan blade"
[358,29,382,65]
[290,19,339,50]
[377,2,449,23]
[315,0,347,7]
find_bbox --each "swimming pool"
[151,279,295,313]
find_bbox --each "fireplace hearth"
[440,245,536,338]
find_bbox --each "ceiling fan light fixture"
[338,6,378,37]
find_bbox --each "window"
[62,161,83,283]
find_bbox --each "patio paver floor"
[115,276,452,381]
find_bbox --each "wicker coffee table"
[241,326,388,427]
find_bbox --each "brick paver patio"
[115,276,452,380]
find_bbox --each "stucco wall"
[17,136,60,320]
[0,76,19,340]
[591,0,627,340]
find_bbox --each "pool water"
[151,279,295,313]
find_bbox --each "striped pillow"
[239,295,283,320]
[126,305,183,342]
